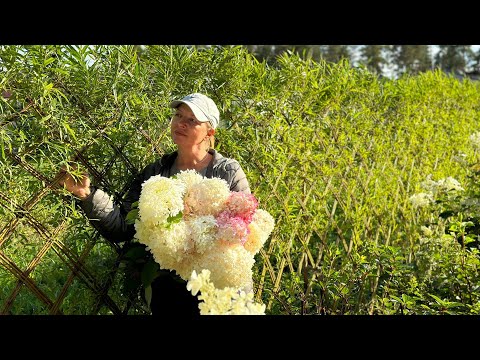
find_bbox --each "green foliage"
[166,212,183,228]
[125,201,139,225]
[2,45,480,315]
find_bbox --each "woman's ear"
[207,128,216,137]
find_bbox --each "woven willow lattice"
[0,122,164,314]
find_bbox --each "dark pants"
[149,271,200,317]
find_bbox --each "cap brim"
[170,100,210,123]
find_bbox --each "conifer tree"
[434,45,474,75]
[320,45,352,63]
[359,45,386,75]
[390,45,432,76]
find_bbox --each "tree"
[434,45,475,75]
[471,47,480,73]
[390,45,432,76]
[319,45,352,63]
[244,45,276,64]
[244,45,327,65]
[359,45,387,75]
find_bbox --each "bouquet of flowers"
[132,169,275,312]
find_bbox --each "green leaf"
[428,294,445,305]
[123,244,148,260]
[123,272,142,294]
[141,258,160,287]
[166,211,183,228]
[464,235,477,245]
[144,285,153,308]
[62,122,77,141]
[44,57,56,66]
[125,208,139,225]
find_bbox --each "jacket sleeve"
[79,168,149,244]
[223,160,251,194]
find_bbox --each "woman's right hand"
[58,165,92,200]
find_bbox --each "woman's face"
[170,104,210,148]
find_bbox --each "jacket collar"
[160,149,224,177]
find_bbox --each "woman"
[60,93,251,316]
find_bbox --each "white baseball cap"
[170,93,220,129]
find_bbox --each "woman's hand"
[58,165,91,200]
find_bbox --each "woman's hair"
[206,122,215,150]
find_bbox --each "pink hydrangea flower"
[216,211,250,245]
[223,192,258,223]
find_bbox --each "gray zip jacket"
[79,149,250,244]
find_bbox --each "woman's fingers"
[57,163,90,194]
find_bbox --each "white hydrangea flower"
[187,215,217,253]
[245,302,267,315]
[420,174,437,193]
[163,221,193,262]
[420,174,464,194]
[470,131,480,152]
[196,244,255,290]
[184,178,230,216]
[138,175,185,226]
[436,177,464,192]
[186,269,206,296]
[175,169,204,189]
[409,192,434,208]
[189,269,265,315]
[244,209,275,255]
